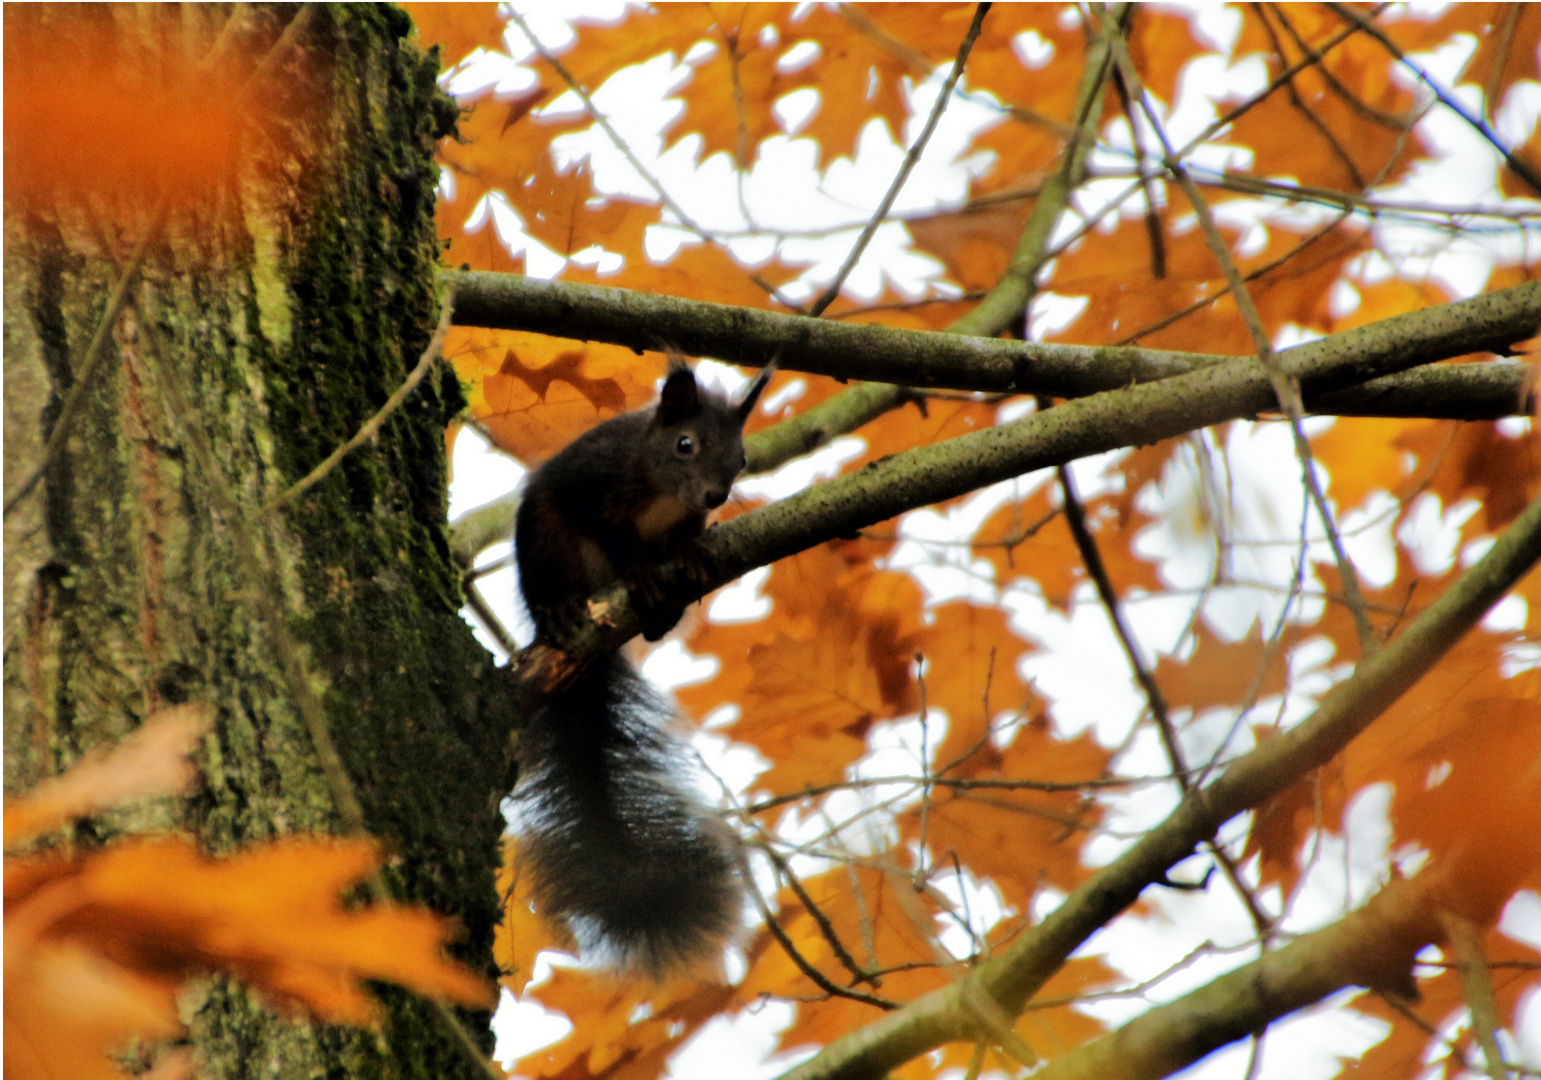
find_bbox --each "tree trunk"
[3,5,505,1077]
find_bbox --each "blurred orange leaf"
[4,705,209,848]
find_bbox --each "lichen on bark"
[3,5,505,1078]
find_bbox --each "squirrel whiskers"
[512,358,772,974]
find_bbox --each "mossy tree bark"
[3,5,506,1078]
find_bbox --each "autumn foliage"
[409,4,1541,1080]
[5,3,1540,1080]
[3,708,493,1080]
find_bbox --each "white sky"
[435,4,1541,1077]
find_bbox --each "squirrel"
[512,357,773,975]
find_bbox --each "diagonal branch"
[262,294,455,515]
[1440,911,1513,1080]
[1014,871,1437,1080]
[1055,462,1274,938]
[769,487,1541,1080]
[740,847,901,1011]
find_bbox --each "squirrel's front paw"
[630,575,684,641]
[676,537,720,590]
[531,599,590,646]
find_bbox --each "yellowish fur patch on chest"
[635,494,691,542]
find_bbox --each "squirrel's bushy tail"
[516,653,741,975]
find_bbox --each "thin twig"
[961,1043,988,1080]
[1267,3,1410,131]
[4,197,172,517]
[1109,55,1168,279]
[741,850,900,1010]
[745,771,1146,816]
[1196,558,1304,789]
[1056,461,1275,936]
[1241,1029,1267,1080]
[505,8,800,310]
[1024,937,1262,1012]
[1440,911,1513,1080]
[911,653,934,889]
[1115,218,1360,346]
[464,578,520,657]
[835,3,1074,140]
[1185,170,1541,222]
[263,294,455,515]
[1056,464,1183,777]
[1099,10,1378,657]
[808,2,991,317]
[759,843,879,989]
[465,554,512,582]
[1325,2,1541,196]
[1250,3,1367,188]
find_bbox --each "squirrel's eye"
[676,434,696,456]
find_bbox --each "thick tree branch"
[770,488,1541,1080]
[448,13,1121,480]
[704,282,1538,591]
[450,355,1527,569]
[443,269,1537,418]
[507,282,1538,703]
[1017,872,1438,1080]
[607,2,1383,481]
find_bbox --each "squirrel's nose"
[702,486,729,509]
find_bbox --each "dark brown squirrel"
[512,357,773,975]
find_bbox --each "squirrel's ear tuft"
[658,360,700,424]
[736,360,776,424]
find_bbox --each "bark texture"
[3,6,506,1078]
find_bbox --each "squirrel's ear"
[736,360,776,424]
[657,360,700,424]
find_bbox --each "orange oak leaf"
[516,964,735,1080]
[450,327,666,461]
[1152,622,1288,716]
[496,837,566,997]
[398,2,508,74]
[6,838,494,1026]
